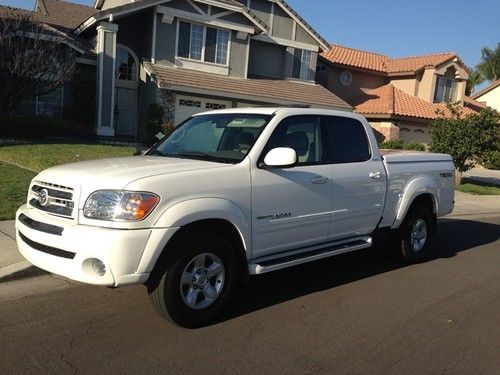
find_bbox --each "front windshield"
[147,113,273,164]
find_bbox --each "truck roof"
[197,107,360,119]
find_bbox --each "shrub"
[0,115,88,140]
[481,150,500,170]
[145,103,175,145]
[379,139,404,149]
[403,141,426,151]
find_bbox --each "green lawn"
[0,144,137,172]
[0,162,37,220]
[0,144,138,220]
[457,182,500,195]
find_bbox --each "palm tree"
[475,43,500,84]
[466,68,482,95]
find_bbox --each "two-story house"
[5,0,351,141]
[317,44,486,144]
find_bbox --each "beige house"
[472,79,500,112]
[317,45,485,144]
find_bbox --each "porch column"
[96,22,118,136]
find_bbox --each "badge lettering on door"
[257,213,292,220]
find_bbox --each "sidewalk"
[1,192,499,282]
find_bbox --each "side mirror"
[262,147,297,169]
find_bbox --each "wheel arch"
[392,177,438,229]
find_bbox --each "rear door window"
[321,116,371,163]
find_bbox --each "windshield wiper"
[177,151,234,164]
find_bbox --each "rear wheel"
[399,205,434,263]
[148,231,240,328]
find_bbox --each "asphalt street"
[0,215,499,374]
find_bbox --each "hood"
[34,156,229,190]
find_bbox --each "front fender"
[155,197,250,252]
[392,177,437,229]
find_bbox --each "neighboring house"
[472,79,500,112]
[317,44,485,143]
[0,1,96,119]
[2,0,351,140]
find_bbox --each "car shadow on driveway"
[217,218,500,324]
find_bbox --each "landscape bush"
[379,139,404,149]
[403,141,426,151]
[0,115,91,140]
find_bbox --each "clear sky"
[2,0,499,70]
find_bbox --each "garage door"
[174,96,232,125]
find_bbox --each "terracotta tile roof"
[463,96,488,112]
[471,79,500,99]
[321,44,460,75]
[354,84,481,120]
[143,62,352,110]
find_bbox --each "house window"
[115,46,138,82]
[434,76,457,103]
[14,87,64,118]
[292,49,313,80]
[177,21,230,65]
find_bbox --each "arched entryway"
[114,44,138,137]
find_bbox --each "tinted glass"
[205,27,217,63]
[321,116,370,163]
[264,115,323,165]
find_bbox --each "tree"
[466,68,481,96]
[0,11,76,117]
[430,105,500,186]
[475,43,500,85]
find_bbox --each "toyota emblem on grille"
[38,189,49,206]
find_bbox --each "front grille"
[29,181,75,219]
[18,231,75,259]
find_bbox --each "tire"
[398,205,435,263]
[147,230,240,328]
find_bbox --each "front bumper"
[15,205,177,287]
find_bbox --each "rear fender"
[392,177,437,229]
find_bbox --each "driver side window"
[264,115,323,165]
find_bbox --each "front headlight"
[83,190,160,221]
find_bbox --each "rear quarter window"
[321,116,371,163]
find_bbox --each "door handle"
[311,176,328,184]
[369,172,382,180]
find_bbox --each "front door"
[251,115,333,258]
[115,88,137,137]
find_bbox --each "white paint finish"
[157,5,256,33]
[15,108,455,288]
[151,9,157,63]
[174,58,230,75]
[251,34,319,52]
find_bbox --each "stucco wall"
[397,122,432,144]
[390,76,416,96]
[272,5,293,39]
[116,10,153,59]
[229,32,249,78]
[319,64,388,105]
[475,87,500,111]
[154,19,177,66]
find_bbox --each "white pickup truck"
[16,108,455,327]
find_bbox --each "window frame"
[291,48,314,81]
[258,115,372,168]
[434,76,457,103]
[175,20,231,67]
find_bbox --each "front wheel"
[398,205,435,263]
[148,231,240,328]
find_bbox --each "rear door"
[321,115,386,240]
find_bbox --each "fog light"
[92,258,106,276]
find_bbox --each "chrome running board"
[248,236,373,275]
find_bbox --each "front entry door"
[251,115,333,258]
[115,88,137,137]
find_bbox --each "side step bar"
[248,236,373,275]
